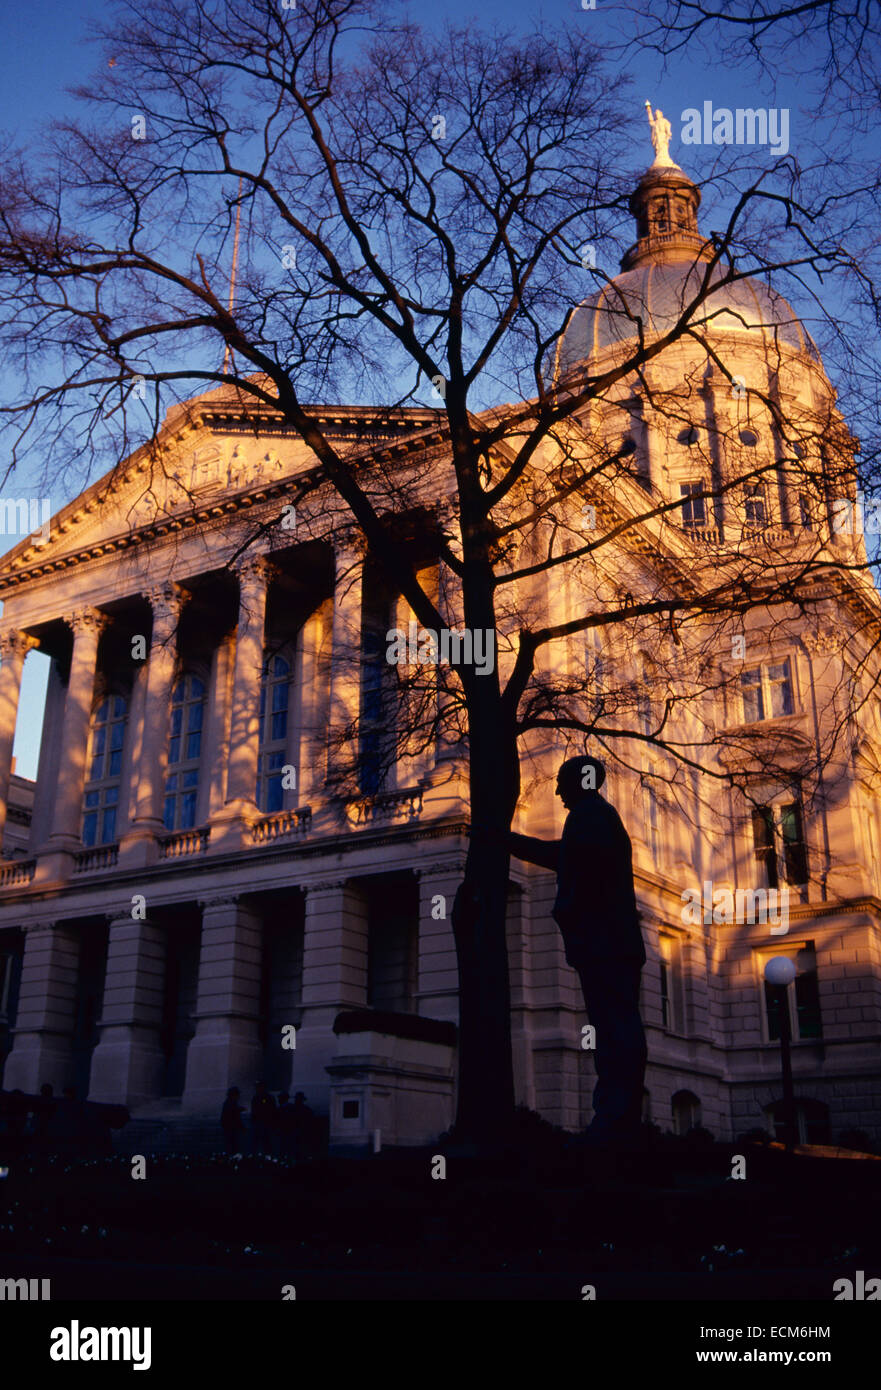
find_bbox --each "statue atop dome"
[644,101,678,169]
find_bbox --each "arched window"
[163,673,207,831]
[257,652,293,813]
[82,694,128,846]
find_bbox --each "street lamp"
[764,956,798,1152]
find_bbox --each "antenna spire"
[222,178,243,375]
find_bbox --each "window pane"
[90,754,103,781]
[113,695,127,718]
[272,682,289,712]
[180,792,197,828]
[110,721,125,750]
[105,785,119,806]
[267,776,284,814]
[795,949,822,1039]
[101,807,117,844]
[680,482,706,526]
[780,802,807,884]
[741,670,764,722]
[190,676,206,699]
[270,710,287,741]
[169,736,181,765]
[163,797,176,831]
[82,812,97,847]
[183,770,199,789]
[108,749,122,776]
[171,708,183,735]
[187,701,203,732]
[752,808,778,889]
[165,774,178,792]
[84,790,100,808]
[764,980,786,1041]
[185,730,202,760]
[768,661,794,717]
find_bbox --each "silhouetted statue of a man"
[510,756,647,1145]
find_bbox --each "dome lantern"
[623,105,710,271]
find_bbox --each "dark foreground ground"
[2,1132,879,1302]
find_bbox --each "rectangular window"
[780,801,808,885]
[265,751,285,814]
[752,798,808,890]
[741,659,794,723]
[744,483,767,526]
[659,933,684,1033]
[741,668,764,723]
[763,943,822,1041]
[768,661,794,717]
[680,481,706,527]
[752,807,778,889]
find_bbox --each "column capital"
[414,863,465,880]
[333,532,366,564]
[304,877,347,896]
[198,894,239,910]
[0,630,40,661]
[67,608,109,639]
[144,583,184,645]
[22,919,58,936]
[104,911,145,928]
[146,582,183,617]
[235,553,275,587]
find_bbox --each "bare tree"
[0,0,878,1142]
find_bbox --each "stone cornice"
[0,474,309,594]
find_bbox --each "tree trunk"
[450,681,519,1144]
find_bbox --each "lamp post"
[764,956,798,1152]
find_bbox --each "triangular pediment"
[0,382,445,582]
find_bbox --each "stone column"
[292,601,332,805]
[88,915,167,1106]
[295,879,368,1111]
[210,557,271,851]
[0,630,39,845]
[36,610,107,881]
[2,922,80,1093]
[118,585,182,868]
[201,634,234,822]
[182,897,264,1111]
[326,543,364,786]
[506,881,536,1110]
[29,657,66,852]
[415,864,462,1025]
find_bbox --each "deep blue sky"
[0,1,852,774]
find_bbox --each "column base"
[207,801,259,855]
[288,1010,340,1114]
[117,825,164,870]
[2,1032,76,1094]
[182,1015,264,1111]
[33,847,77,885]
[89,1026,166,1108]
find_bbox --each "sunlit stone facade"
[0,156,878,1148]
